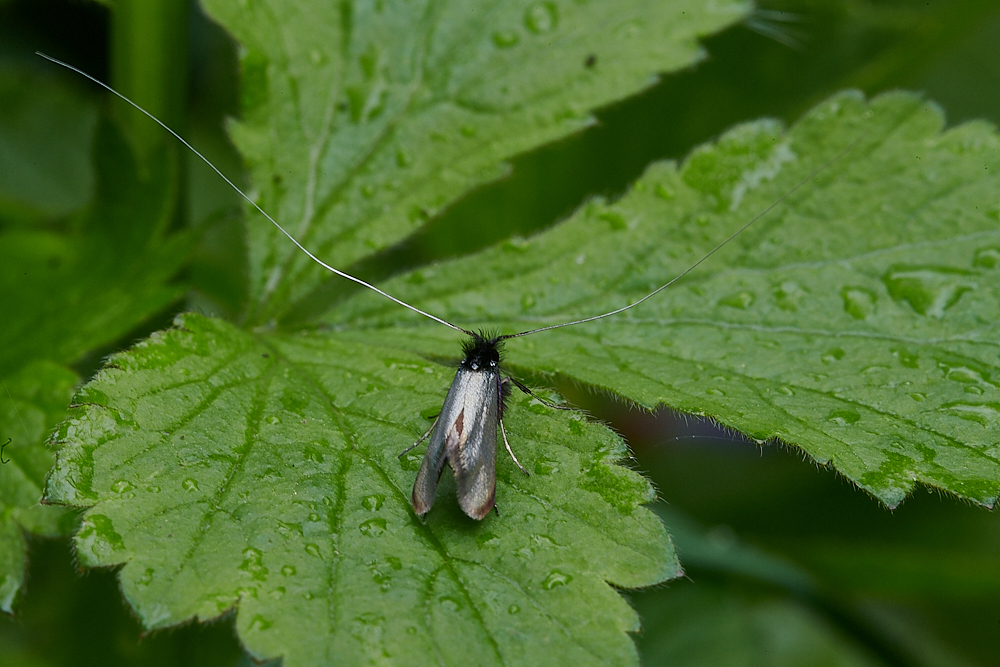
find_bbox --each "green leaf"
[199,0,751,323]
[631,507,974,667]
[333,90,1000,508]
[0,361,77,613]
[0,65,98,223]
[1,75,193,614]
[47,313,674,665]
[637,581,885,667]
[0,119,191,372]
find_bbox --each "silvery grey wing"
[411,367,498,518]
[447,369,499,520]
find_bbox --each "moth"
[40,53,854,521]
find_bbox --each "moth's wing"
[448,370,499,520]
[412,413,452,517]
[412,368,472,516]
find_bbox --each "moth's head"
[460,331,503,372]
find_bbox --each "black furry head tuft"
[460,330,503,372]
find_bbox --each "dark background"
[2,1,999,665]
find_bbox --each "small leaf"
[47,314,675,665]
[0,361,77,612]
[0,120,191,372]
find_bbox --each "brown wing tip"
[412,491,433,517]
[461,490,495,521]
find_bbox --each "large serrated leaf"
[47,313,675,665]
[200,0,751,322]
[332,91,1000,508]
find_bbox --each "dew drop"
[599,209,627,230]
[362,494,384,511]
[705,388,725,396]
[533,457,559,476]
[941,401,1000,427]
[938,359,997,388]
[893,348,920,369]
[719,291,755,309]
[281,565,297,577]
[138,568,154,586]
[521,293,537,309]
[146,485,160,494]
[541,570,572,590]
[249,615,273,631]
[909,392,927,402]
[400,453,422,471]
[775,280,806,312]
[821,347,845,364]
[492,30,520,48]
[359,518,387,537]
[826,409,860,425]
[883,265,975,318]
[439,595,462,611]
[655,183,675,200]
[534,534,557,548]
[524,2,558,33]
[182,478,199,492]
[476,532,501,548]
[841,286,876,320]
[240,547,269,581]
[973,246,1000,269]
[111,479,133,494]
[777,386,794,396]
[304,543,321,558]
[508,604,520,614]
[308,513,321,522]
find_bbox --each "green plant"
[2,1,999,665]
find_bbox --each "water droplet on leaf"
[883,265,976,318]
[492,30,520,48]
[359,518,387,537]
[841,286,876,320]
[541,570,572,590]
[363,494,384,511]
[524,2,558,33]
[826,409,860,425]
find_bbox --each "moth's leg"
[506,377,573,410]
[398,416,439,458]
[499,417,529,476]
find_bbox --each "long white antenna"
[500,135,863,341]
[36,52,472,336]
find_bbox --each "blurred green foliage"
[1,0,999,665]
